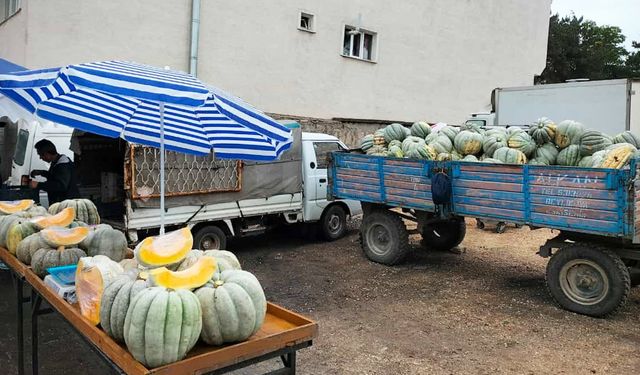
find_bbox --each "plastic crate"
[0,186,40,203]
[46,264,77,285]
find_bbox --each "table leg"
[11,273,24,375]
[31,290,42,375]
[280,351,296,374]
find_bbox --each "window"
[313,142,344,169]
[342,26,376,61]
[1,0,21,23]
[298,12,315,33]
[13,129,29,166]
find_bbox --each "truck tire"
[360,210,409,265]
[421,217,466,251]
[193,225,227,251]
[320,204,347,241]
[545,244,630,317]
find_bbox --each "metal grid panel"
[130,146,241,198]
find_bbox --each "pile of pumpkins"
[359,118,640,169]
[0,199,267,368]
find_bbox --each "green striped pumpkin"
[427,134,453,154]
[534,142,559,165]
[612,131,640,147]
[579,130,612,156]
[555,120,585,149]
[493,147,527,165]
[528,117,556,145]
[507,131,536,157]
[383,123,408,143]
[410,121,431,138]
[482,134,508,158]
[454,131,483,156]
[556,144,582,166]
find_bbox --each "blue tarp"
[0,58,26,73]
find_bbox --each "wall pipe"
[189,0,201,77]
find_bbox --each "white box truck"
[466,79,640,134]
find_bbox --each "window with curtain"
[1,0,21,23]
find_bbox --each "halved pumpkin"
[76,255,124,325]
[134,227,193,267]
[148,256,216,290]
[40,226,90,247]
[0,200,34,215]
[30,207,76,229]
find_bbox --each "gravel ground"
[1,217,639,374]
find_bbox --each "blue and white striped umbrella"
[0,61,292,159]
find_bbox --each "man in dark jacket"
[29,140,80,204]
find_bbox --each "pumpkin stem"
[213,280,224,287]
[57,245,65,251]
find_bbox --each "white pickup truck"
[6,117,361,249]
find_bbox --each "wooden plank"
[336,160,379,171]
[384,179,431,191]
[531,204,619,222]
[337,153,374,163]
[458,164,523,174]
[382,165,424,176]
[452,187,524,202]
[336,181,380,193]
[23,267,318,375]
[386,188,432,200]
[457,171,523,184]
[0,247,30,277]
[335,187,381,201]
[384,159,426,168]
[382,173,430,184]
[454,179,523,193]
[529,195,619,212]
[336,169,379,179]
[530,212,620,234]
[528,175,609,190]
[529,185,617,200]
[453,196,525,211]
[528,168,608,179]
[336,174,380,186]
[454,204,525,220]
[386,194,435,210]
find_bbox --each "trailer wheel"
[193,225,227,251]
[320,204,347,241]
[360,210,409,265]
[546,244,630,317]
[421,217,466,251]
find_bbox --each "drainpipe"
[189,0,201,77]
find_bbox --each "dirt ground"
[1,217,640,374]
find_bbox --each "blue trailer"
[328,151,640,317]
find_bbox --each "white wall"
[0,0,551,124]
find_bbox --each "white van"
[6,119,75,207]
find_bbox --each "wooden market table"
[1,247,318,374]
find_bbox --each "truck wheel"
[421,218,466,251]
[546,244,630,317]
[320,205,347,241]
[193,225,227,251]
[360,210,409,265]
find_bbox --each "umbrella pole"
[159,102,165,235]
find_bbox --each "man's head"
[34,140,58,163]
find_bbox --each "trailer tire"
[193,225,227,251]
[360,210,409,265]
[421,217,466,251]
[546,244,630,317]
[320,204,347,241]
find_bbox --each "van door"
[310,141,344,206]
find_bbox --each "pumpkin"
[40,226,90,247]
[79,224,128,261]
[528,158,549,166]
[119,258,139,273]
[454,131,483,156]
[555,120,585,149]
[529,117,556,145]
[0,200,34,215]
[533,142,559,165]
[20,205,49,218]
[436,152,461,161]
[482,134,508,158]
[124,287,202,368]
[480,158,504,164]
[366,145,387,156]
[461,122,484,134]
[579,130,613,156]
[484,127,507,138]
[76,255,125,325]
[134,227,193,268]
[195,270,267,346]
[0,215,22,248]
[31,245,87,277]
[148,256,217,290]
[388,139,402,148]
[507,131,536,157]
[100,277,147,343]
[6,220,39,255]
[387,145,404,158]
[556,144,582,166]
[579,156,594,168]
[402,137,436,159]
[507,126,526,136]
[493,147,526,165]
[176,249,241,272]
[359,134,374,151]
[30,207,76,229]
[438,126,459,142]
[16,233,48,264]
[427,134,453,154]
[373,131,386,146]
[48,199,100,225]
[600,143,637,169]
[612,131,640,147]
[383,123,408,143]
[462,155,479,162]
[410,121,431,138]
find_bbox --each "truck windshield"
[13,129,29,166]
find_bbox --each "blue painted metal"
[329,152,640,241]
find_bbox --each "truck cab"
[465,112,495,127]
[301,132,362,239]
